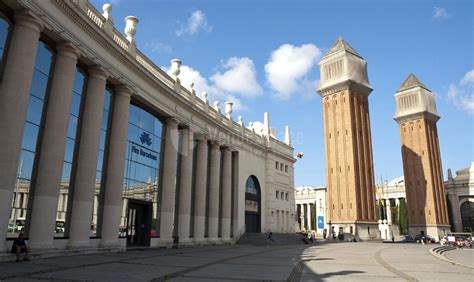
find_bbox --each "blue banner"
[317,216,324,229]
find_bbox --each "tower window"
[341,203,343,209]
[275,161,279,169]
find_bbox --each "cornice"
[317,79,372,98]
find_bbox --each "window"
[280,163,284,171]
[275,191,279,199]
[0,16,11,77]
[56,69,87,237]
[123,104,164,238]
[286,193,289,201]
[90,88,113,237]
[285,165,288,173]
[9,42,53,238]
[275,161,279,169]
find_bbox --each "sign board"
[317,216,324,229]
[447,236,455,242]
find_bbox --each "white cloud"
[164,60,259,111]
[210,57,262,98]
[264,43,322,99]
[460,70,474,86]
[176,10,212,37]
[433,7,450,20]
[446,69,474,114]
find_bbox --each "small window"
[280,163,284,171]
[275,191,279,199]
[275,161,279,169]
[286,193,289,201]
[285,165,288,173]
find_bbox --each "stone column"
[221,147,232,241]
[100,85,131,247]
[208,141,221,241]
[159,117,179,244]
[386,199,392,225]
[68,67,107,248]
[28,42,79,250]
[306,203,312,232]
[193,134,208,243]
[231,151,240,238]
[177,127,194,243]
[0,10,43,251]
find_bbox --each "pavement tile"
[31,262,185,281]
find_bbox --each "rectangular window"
[276,191,279,199]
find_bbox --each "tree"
[397,199,408,235]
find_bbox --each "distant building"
[445,163,474,232]
[294,186,327,237]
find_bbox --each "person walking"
[11,233,30,262]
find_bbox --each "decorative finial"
[102,3,112,20]
[238,116,243,126]
[189,82,195,95]
[213,101,220,112]
[124,16,139,42]
[284,125,291,146]
[170,59,182,81]
[225,101,233,119]
[201,91,208,103]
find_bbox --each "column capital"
[88,65,108,81]
[221,145,233,152]
[14,9,43,34]
[165,116,179,127]
[209,140,220,149]
[56,41,80,60]
[193,131,209,142]
[115,84,133,98]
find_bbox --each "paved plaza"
[0,242,472,281]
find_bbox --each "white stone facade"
[0,0,295,251]
[445,163,474,232]
[294,186,327,237]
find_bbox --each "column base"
[67,241,92,250]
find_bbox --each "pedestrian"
[11,233,30,262]
[323,229,327,239]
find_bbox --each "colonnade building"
[294,186,328,237]
[0,0,296,251]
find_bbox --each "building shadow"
[401,145,427,238]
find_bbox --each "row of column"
[297,203,314,231]
[0,9,238,251]
[162,122,235,244]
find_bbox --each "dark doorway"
[245,175,261,233]
[461,201,474,232]
[126,199,152,247]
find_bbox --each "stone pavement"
[444,248,474,268]
[0,242,472,281]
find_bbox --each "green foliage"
[397,199,408,235]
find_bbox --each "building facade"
[294,186,327,237]
[393,74,450,239]
[375,177,407,239]
[445,163,474,232]
[317,38,379,240]
[0,0,295,251]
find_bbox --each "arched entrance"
[245,176,261,233]
[461,201,474,232]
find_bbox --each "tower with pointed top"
[394,74,450,237]
[317,38,379,240]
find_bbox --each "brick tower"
[317,38,379,240]
[394,74,450,238]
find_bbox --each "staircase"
[236,233,307,246]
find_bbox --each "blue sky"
[92,0,473,187]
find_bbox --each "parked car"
[402,235,415,243]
